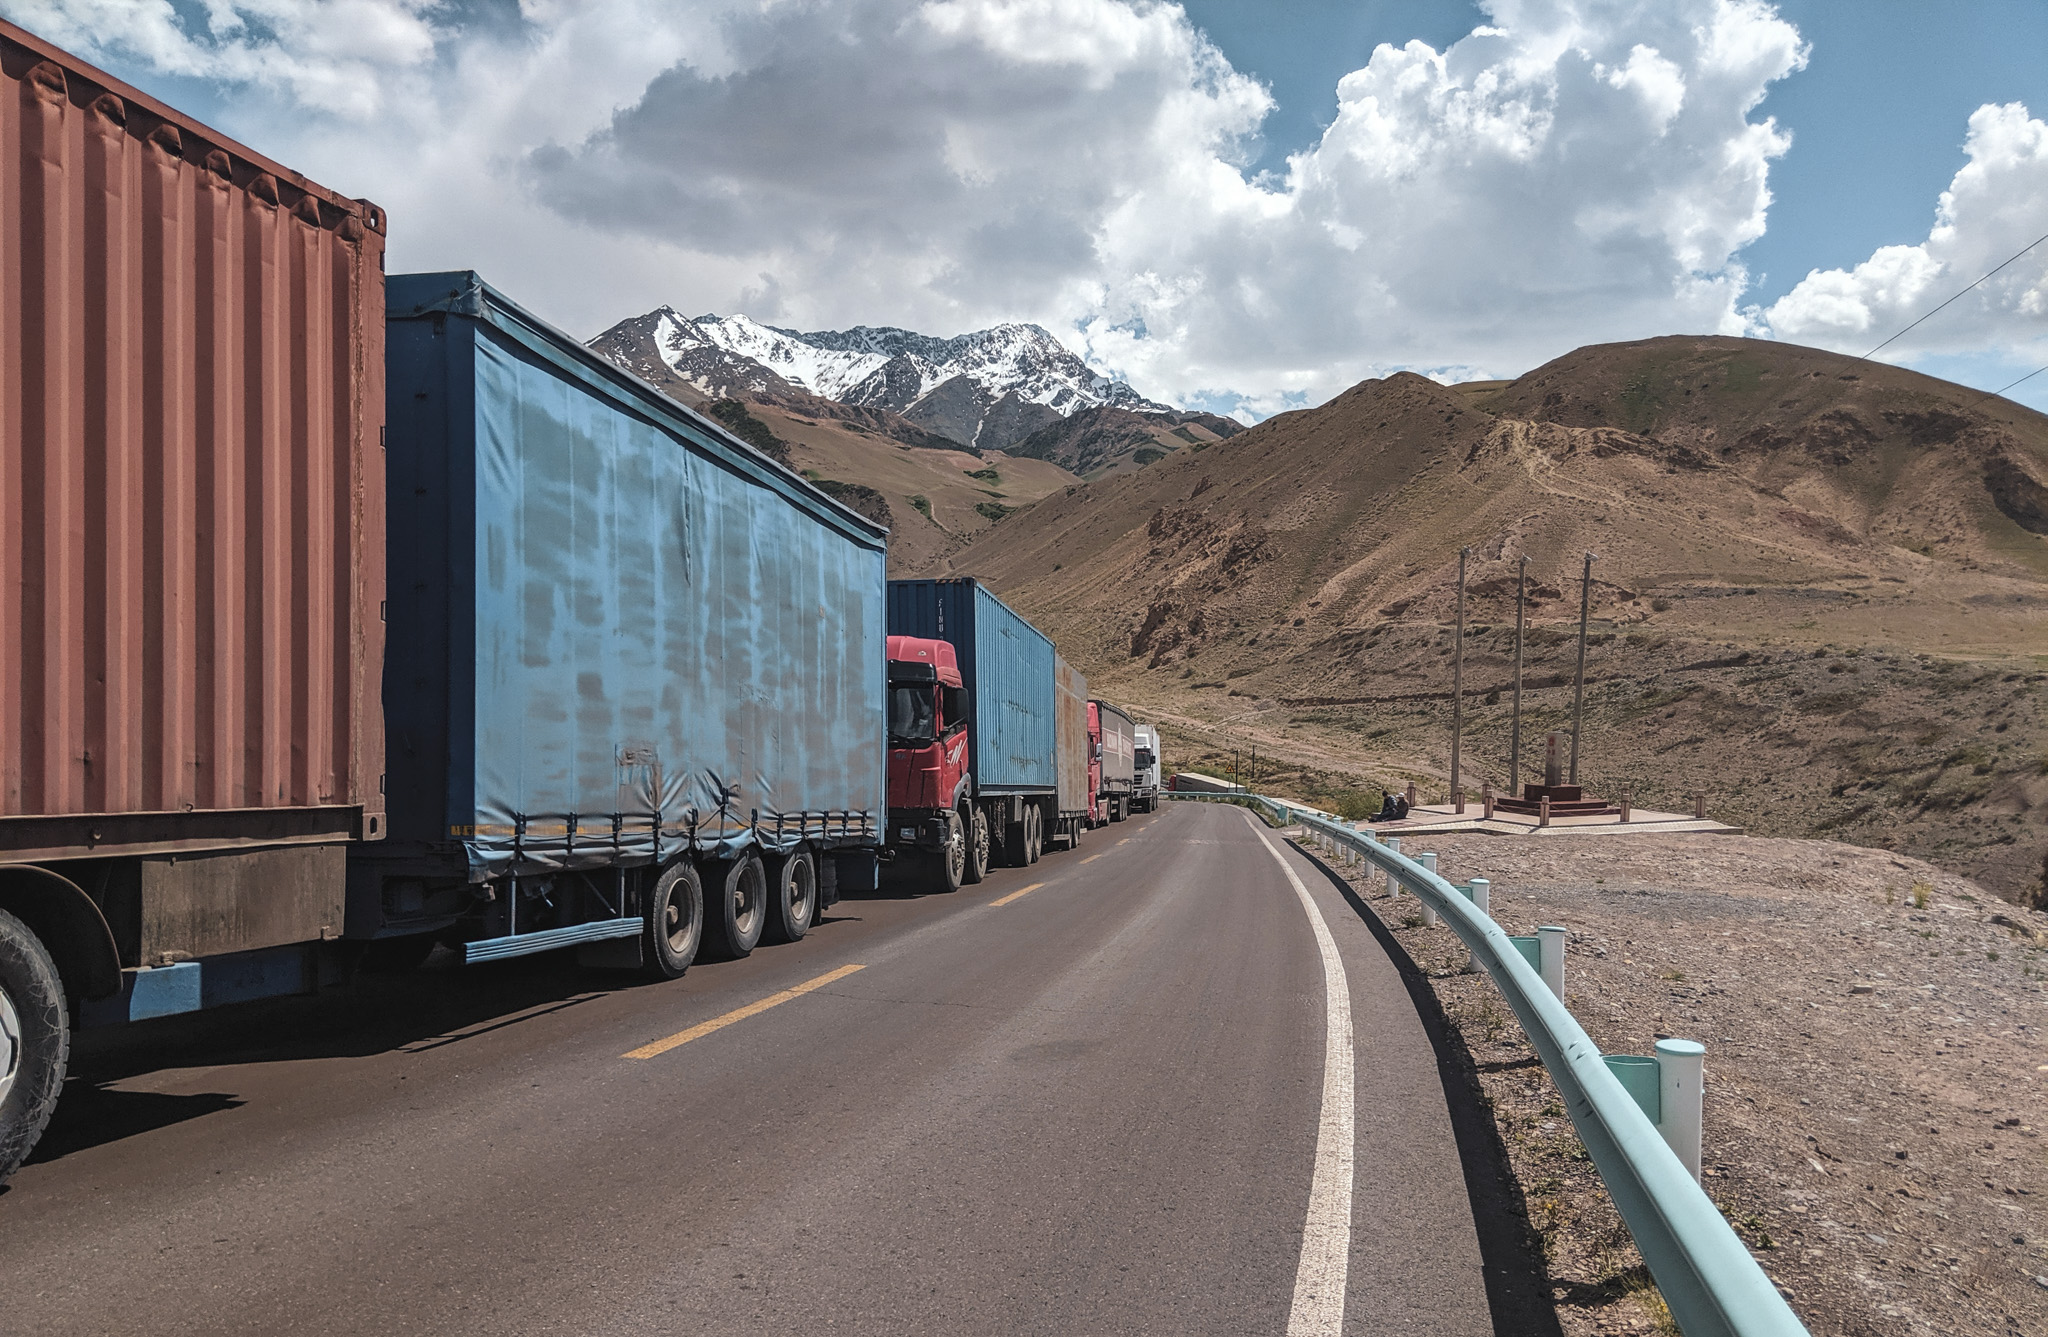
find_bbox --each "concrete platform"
[1352,802,1744,838]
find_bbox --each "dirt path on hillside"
[1314,830,2048,1336]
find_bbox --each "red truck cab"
[886,635,976,890]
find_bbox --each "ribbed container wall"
[0,22,386,843]
[1054,655,1089,817]
[1093,700,1134,794]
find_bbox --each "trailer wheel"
[766,849,816,944]
[643,861,704,979]
[1025,806,1042,864]
[0,908,67,1187]
[703,854,767,960]
[961,806,989,886]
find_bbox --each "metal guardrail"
[1168,790,1806,1337]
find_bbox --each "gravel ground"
[1313,829,2048,1336]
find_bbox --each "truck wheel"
[961,806,989,886]
[926,841,964,894]
[1001,815,1028,868]
[703,854,767,959]
[1025,806,1042,864]
[643,861,703,979]
[766,849,816,944]
[0,908,67,1187]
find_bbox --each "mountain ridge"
[589,306,1172,451]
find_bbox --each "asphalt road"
[0,803,1533,1335]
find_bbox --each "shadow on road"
[1293,842,1566,1337]
[27,1086,245,1167]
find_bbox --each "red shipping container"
[0,21,386,862]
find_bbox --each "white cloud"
[15,0,1829,415]
[7,0,438,115]
[1759,101,2048,365]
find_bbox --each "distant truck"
[1131,724,1162,812]
[884,579,1090,891]
[1089,701,1137,824]
[360,273,889,971]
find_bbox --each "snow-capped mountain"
[589,307,1171,451]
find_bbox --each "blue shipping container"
[381,273,886,882]
[887,578,1055,795]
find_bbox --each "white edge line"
[1248,810,1356,1337]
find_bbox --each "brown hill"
[743,398,1079,575]
[931,335,2048,901]
[1007,405,1246,478]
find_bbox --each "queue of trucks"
[0,22,1163,1183]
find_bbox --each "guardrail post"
[1385,837,1401,895]
[1538,924,1566,999]
[1417,853,1440,926]
[1464,878,1489,971]
[1655,1038,1705,1181]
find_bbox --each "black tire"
[766,849,817,944]
[703,854,768,959]
[0,908,68,1187]
[961,806,989,885]
[1110,797,1126,823]
[643,861,704,979]
[1025,805,1042,864]
[928,811,967,893]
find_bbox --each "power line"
[1974,360,2048,404]
[1860,226,2048,361]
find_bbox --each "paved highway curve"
[0,803,1536,1335]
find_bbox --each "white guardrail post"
[1416,853,1440,926]
[1256,800,1805,1337]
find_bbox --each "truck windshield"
[888,684,938,744]
[1134,748,1154,769]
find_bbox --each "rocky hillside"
[930,335,2048,902]
[1006,404,1246,479]
[589,307,1170,451]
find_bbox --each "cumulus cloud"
[12,0,1849,414]
[1759,101,2048,365]
[7,0,438,115]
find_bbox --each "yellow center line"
[989,881,1044,907]
[624,963,865,1060]
[1081,852,1105,863]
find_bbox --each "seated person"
[1373,791,1400,822]
[1393,793,1410,820]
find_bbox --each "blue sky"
[13,0,2048,414]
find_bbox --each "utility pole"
[1449,546,1469,806]
[1569,551,1596,785]
[1509,554,1528,796]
